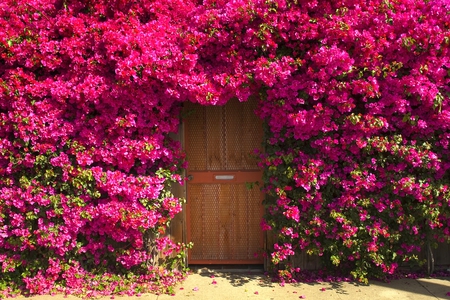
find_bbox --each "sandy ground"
[15,270,450,300]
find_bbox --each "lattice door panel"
[184,98,262,171]
[189,184,263,262]
[185,98,264,264]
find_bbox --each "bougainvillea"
[0,0,194,296]
[246,0,450,282]
[1,0,449,296]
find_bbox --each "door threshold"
[190,264,264,273]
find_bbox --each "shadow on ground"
[189,265,450,299]
[190,265,276,288]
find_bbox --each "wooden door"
[184,99,264,264]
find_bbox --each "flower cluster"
[246,0,450,282]
[1,0,449,295]
[0,0,192,296]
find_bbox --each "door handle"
[214,175,235,180]
[187,174,194,181]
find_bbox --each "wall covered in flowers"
[0,0,449,296]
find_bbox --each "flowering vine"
[1,0,449,296]
[0,0,194,296]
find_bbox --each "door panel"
[184,99,263,264]
[185,99,262,171]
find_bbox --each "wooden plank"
[168,181,185,243]
[219,184,232,260]
[167,129,186,255]
[206,106,224,170]
[184,104,207,171]
[433,242,450,266]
